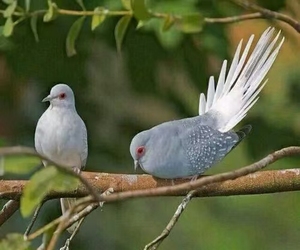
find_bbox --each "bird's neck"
[48,104,77,114]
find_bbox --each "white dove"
[34,83,88,233]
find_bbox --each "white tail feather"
[60,198,78,233]
[198,27,284,132]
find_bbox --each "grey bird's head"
[42,83,76,109]
[129,130,151,171]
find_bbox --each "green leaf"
[0,233,32,250]
[131,0,152,21]
[114,15,131,52]
[177,13,204,33]
[91,7,106,31]
[43,0,58,22]
[75,0,85,10]
[66,16,85,57]
[30,15,39,42]
[0,155,40,175]
[121,0,131,10]
[20,166,79,217]
[162,14,175,32]
[3,0,17,18]
[3,17,14,37]
[138,18,183,49]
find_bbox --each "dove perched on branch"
[35,83,88,233]
[130,27,284,179]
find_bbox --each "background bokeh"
[1,0,300,249]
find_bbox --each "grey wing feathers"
[181,125,240,175]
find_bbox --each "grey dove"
[130,27,284,179]
[35,83,88,233]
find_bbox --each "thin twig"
[46,201,101,250]
[0,200,20,226]
[26,217,61,241]
[46,217,66,250]
[60,217,85,250]
[26,196,94,240]
[0,146,99,201]
[57,189,114,249]
[144,191,194,250]
[231,0,300,33]
[204,13,265,23]
[24,202,44,237]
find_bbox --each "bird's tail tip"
[60,198,79,234]
[236,124,252,141]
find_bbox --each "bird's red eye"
[59,93,66,99]
[136,146,145,156]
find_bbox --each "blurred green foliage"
[0,0,300,249]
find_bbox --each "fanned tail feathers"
[198,27,284,132]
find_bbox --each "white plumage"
[199,27,285,132]
[35,83,87,233]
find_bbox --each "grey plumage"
[130,27,284,179]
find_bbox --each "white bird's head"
[42,83,75,109]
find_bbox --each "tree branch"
[0,146,99,201]
[144,191,194,250]
[204,13,265,24]
[1,166,300,201]
[231,0,300,33]
[0,200,20,226]
[1,147,300,202]
[2,147,300,249]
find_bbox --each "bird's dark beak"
[134,160,140,171]
[42,95,53,102]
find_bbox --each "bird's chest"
[36,111,81,165]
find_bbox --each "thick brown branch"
[1,168,300,201]
[0,146,99,201]
[1,147,300,203]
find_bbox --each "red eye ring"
[59,93,66,99]
[136,146,145,155]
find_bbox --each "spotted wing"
[181,125,239,175]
